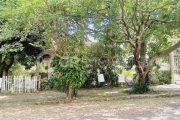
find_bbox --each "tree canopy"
[82,0,180,81]
[1,0,180,94]
[0,0,44,76]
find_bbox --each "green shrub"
[158,71,171,84]
[50,55,87,98]
[151,79,160,85]
[131,81,150,94]
[150,70,171,85]
[50,75,63,91]
[40,78,54,91]
[83,60,119,88]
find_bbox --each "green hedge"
[150,70,171,85]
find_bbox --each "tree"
[51,54,87,100]
[84,0,180,83]
[2,0,180,95]
[0,34,44,76]
[0,0,88,99]
[0,0,44,76]
[85,41,126,87]
[24,0,89,100]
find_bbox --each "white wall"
[159,63,170,71]
[174,74,180,81]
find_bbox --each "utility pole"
[170,52,174,84]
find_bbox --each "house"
[35,36,95,79]
[36,49,55,79]
[155,52,180,84]
[173,52,180,83]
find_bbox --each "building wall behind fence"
[1,76,40,93]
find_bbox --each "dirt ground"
[0,91,66,107]
[0,90,180,120]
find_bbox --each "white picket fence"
[0,76,41,93]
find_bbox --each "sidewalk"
[151,84,180,90]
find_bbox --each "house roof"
[36,49,55,63]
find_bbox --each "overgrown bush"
[130,81,150,94]
[49,75,63,91]
[40,78,54,91]
[83,42,126,88]
[83,59,119,88]
[150,70,171,85]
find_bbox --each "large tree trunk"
[137,68,148,81]
[3,69,9,76]
[135,40,180,82]
[134,40,148,82]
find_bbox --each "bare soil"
[0,90,180,120]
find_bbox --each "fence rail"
[0,76,40,93]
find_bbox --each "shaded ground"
[0,97,180,120]
[0,86,180,120]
